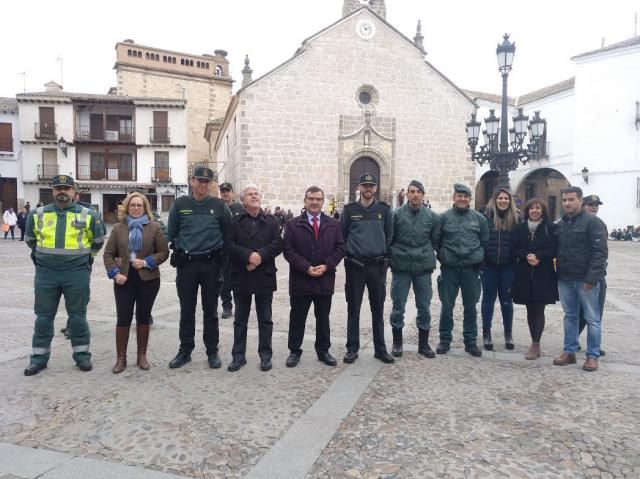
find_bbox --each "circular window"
[356,84,379,107]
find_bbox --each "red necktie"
[312,216,319,240]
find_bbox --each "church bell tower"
[342,0,386,19]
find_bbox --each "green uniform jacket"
[25,202,104,270]
[168,195,231,254]
[340,199,393,259]
[437,207,489,268]
[228,201,245,218]
[390,204,440,274]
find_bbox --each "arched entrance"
[515,168,570,221]
[475,170,499,211]
[349,156,380,202]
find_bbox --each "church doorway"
[349,156,380,202]
[475,170,499,211]
[515,168,570,221]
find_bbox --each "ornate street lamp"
[466,34,547,190]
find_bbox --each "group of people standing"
[21,168,608,377]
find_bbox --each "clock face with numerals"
[356,19,376,40]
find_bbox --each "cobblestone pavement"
[0,237,638,478]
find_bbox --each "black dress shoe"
[221,308,233,319]
[208,353,222,369]
[436,342,450,354]
[374,350,395,364]
[343,351,358,364]
[169,352,192,369]
[24,363,47,376]
[286,353,301,368]
[260,357,272,372]
[76,359,93,371]
[317,352,337,366]
[465,343,482,357]
[228,357,247,372]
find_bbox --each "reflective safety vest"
[33,206,94,255]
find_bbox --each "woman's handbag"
[1,224,9,233]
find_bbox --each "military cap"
[583,194,603,205]
[408,179,425,194]
[219,182,233,191]
[193,166,214,180]
[359,173,377,185]
[453,183,472,196]
[51,174,76,188]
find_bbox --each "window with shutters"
[39,149,58,179]
[0,123,12,152]
[39,189,53,205]
[151,111,169,142]
[153,151,170,182]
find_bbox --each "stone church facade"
[211,1,475,212]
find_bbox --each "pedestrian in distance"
[226,185,283,372]
[511,198,558,360]
[553,187,608,372]
[167,167,232,370]
[389,180,440,359]
[103,192,169,373]
[3,206,17,240]
[219,182,245,320]
[16,208,27,241]
[480,188,519,351]
[436,183,489,357]
[341,173,395,365]
[23,175,104,376]
[283,186,345,368]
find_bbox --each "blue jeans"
[390,271,432,331]
[480,263,514,333]
[558,280,601,358]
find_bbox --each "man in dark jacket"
[436,184,489,357]
[553,187,608,372]
[340,173,395,365]
[389,180,440,358]
[283,186,345,367]
[225,185,283,372]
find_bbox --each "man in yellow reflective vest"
[23,175,104,376]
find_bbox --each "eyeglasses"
[129,204,144,209]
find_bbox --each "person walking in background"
[389,180,440,359]
[16,208,27,241]
[103,192,169,373]
[3,207,17,240]
[283,186,345,368]
[481,188,519,351]
[436,184,489,357]
[511,198,558,360]
[553,187,608,372]
[226,185,283,372]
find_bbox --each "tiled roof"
[571,36,640,60]
[518,77,575,105]
[0,97,18,112]
[462,90,516,106]
[16,90,185,106]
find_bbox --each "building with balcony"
[17,82,188,223]
[0,98,21,212]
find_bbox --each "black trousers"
[232,291,273,359]
[114,268,160,327]
[220,255,234,310]
[288,295,332,356]
[176,258,221,356]
[345,261,387,354]
[525,302,546,342]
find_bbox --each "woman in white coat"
[3,207,17,240]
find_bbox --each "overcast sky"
[2,0,638,99]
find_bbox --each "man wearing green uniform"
[168,167,232,369]
[24,175,104,376]
[436,183,489,357]
[389,180,440,358]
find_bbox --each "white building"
[17,82,188,223]
[469,36,640,229]
[0,98,21,212]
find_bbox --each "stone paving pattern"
[0,237,639,478]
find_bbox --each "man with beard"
[23,175,104,376]
[436,184,489,357]
[341,173,395,364]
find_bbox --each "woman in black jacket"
[481,188,519,350]
[511,198,558,360]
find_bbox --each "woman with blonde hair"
[104,192,169,373]
[481,187,520,351]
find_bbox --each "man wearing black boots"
[389,180,440,359]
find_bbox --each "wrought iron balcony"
[151,167,172,183]
[150,127,170,143]
[75,126,135,143]
[38,164,59,180]
[35,122,57,139]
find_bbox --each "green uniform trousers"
[30,266,91,366]
[437,265,481,345]
[390,271,433,331]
